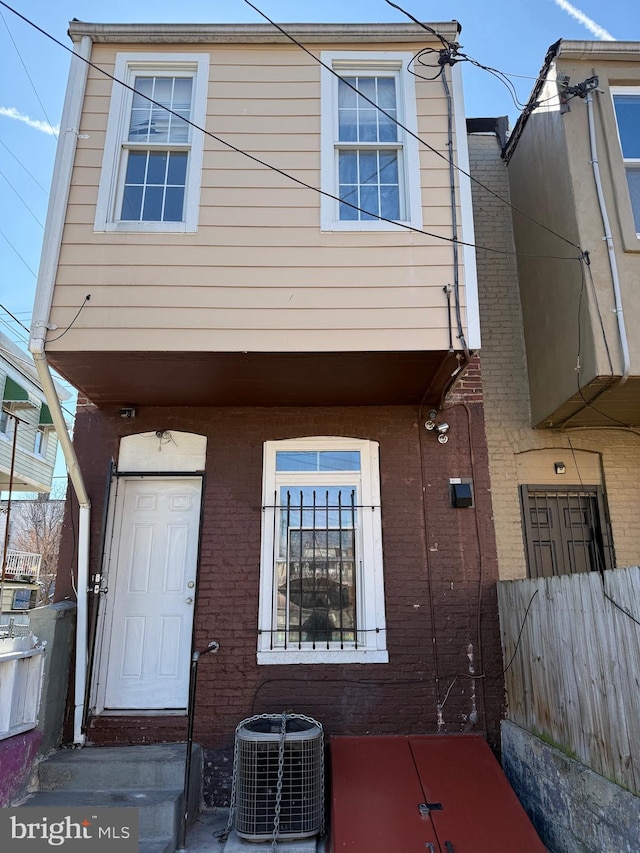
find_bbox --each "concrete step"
[20,788,183,840]
[38,743,195,791]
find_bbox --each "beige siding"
[471,133,640,580]
[49,39,470,354]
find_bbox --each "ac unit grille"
[234,716,324,841]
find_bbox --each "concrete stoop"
[21,743,201,853]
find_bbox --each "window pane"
[380,185,400,220]
[154,77,173,107]
[377,77,397,110]
[164,186,185,221]
[167,151,188,185]
[339,185,359,220]
[276,451,318,471]
[358,77,376,107]
[131,77,153,108]
[129,108,152,141]
[276,450,361,472]
[378,110,397,142]
[360,185,379,219]
[359,151,379,185]
[338,109,357,141]
[121,185,143,220]
[338,78,356,108]
[358,109,378,142]
[339,151,358,185]
[613,95,640,158]
[142,185,164,220]
[146,151,168,185]
[626,167,640,231]
[379,150,399,184]
[124,150,147,184]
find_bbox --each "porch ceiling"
[47,350,459,408]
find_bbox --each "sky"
[0,0,638,488]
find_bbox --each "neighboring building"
[0,334,67,614]
[470,40,640,582]
[0,332,65,494]
[32,21,504,801]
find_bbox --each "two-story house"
[31,21,504,802]
[471,39,640,583]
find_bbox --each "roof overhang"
[67,20,462,45]
[557,40,640,62]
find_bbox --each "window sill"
[321,220,415,233]
[95,221,196,234]
[257,649,389,665]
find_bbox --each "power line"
[0,7,58,138]
[0,303,30,333]
[0,227,37,277]
[0,167,45,229]
[0,138,49,194]
[241,0,583,254]
[0,0,583,263]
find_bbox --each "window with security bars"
[520,486,614,579]
[258,439,388,664]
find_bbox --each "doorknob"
[186,597,193,605]
[187,581,195,588]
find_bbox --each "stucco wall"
[469,132,640,579]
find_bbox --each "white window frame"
[611,86,640,238]
[34,425,48,457]
[257,436,388,665]
[94,52,209,234]
[320,52,422,232]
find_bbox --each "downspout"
[29,34,92,746]
[585,92,631,384]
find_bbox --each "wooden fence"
[497,566,640,796]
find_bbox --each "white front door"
[100,477,202,710]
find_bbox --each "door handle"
[186,597,193,605]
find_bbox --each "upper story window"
[321,53,422,231]
[94,53,209,234]
[258,437,388,665]
[611,88,640,234]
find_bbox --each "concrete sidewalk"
[181,809,326,852]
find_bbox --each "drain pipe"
[31,348,90,746]
[585,91,631,384]
[28,34,93,745]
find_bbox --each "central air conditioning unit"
[234,714,324,842]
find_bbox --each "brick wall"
[58,398,502,802]
[469,132,640,578]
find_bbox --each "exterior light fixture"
[554,462,566,474]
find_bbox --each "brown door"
[521,486,614,579]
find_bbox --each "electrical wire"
[0,227,37,277]
[46,294,90,343]
[0,7,58,139]
[565,435,640,628]
[0,138,49,194]
[240,0,584,257]
[0,303,30,333]
[0,1,586,263]
[0,167,45,229]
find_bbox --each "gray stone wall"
[502,720,640,852]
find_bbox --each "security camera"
[435,422,449,444]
